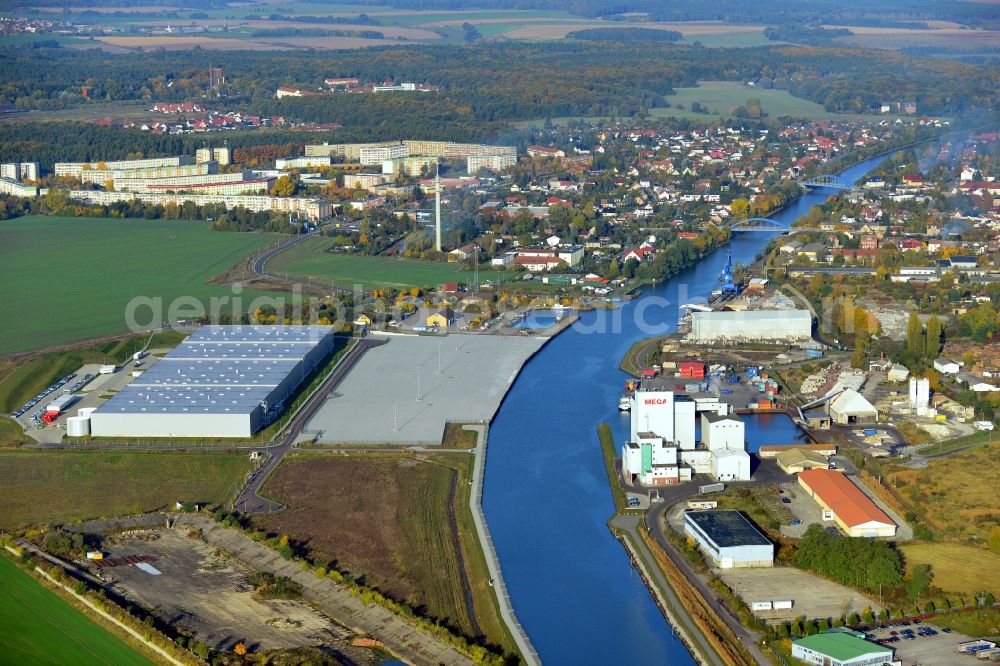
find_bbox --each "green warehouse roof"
[794,633,892,661]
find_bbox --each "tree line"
[1,41,997,121]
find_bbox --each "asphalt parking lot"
[867,622,983,666]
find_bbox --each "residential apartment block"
[68,190,333,220]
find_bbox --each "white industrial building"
[89,326,337,438]
[683,510,774,568]
[702,413,750,481]
[688,309,812,342]
[622,433,692,485]
[827,388,878,425]
[626,381,748,483]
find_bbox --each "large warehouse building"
[688,309,812,342]
[798,469,897,537]
[90,326,337,438]
[683,510,774,568]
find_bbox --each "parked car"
[781,497,792,504]
[791,519,802,526]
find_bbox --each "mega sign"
[644,398,670,405]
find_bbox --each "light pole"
[393,393,399,431]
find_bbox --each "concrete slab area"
[303,333,547,445]
[716,566,882,624]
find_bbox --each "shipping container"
[698,482,725,494]
[772,600,794,610]
[805,349,823,358]
[751,601,773,611]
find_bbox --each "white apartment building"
[68,190,333,220]
[468,153,517,173]
[0,177,39,197]
[0,162,39,181]
[114,170,265,194]
[383,156,438,177]
[359,144,409,165]
[80,162,215,185]
[55,156,195,178]
[276,156,333,170]
[196,147,231,166]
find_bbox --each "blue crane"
[720,249,739,295]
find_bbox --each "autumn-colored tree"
[234,642,247,656]
[730,197,751,219]
[925,315,942,358]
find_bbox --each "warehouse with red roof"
[797,469,897,538]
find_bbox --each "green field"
[655,80,882,121]
[0,216,280,355]
[0,555,153,665]
[268,237,479,289]
[901,542,1000,598]
[0,450,249,529]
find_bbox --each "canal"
[481,153,893,664]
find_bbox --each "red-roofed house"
[622,246,652,263]
[798,469,897,537]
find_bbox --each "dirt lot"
[251,454,476,637]
[717,566,882,624]
[96,528,357,655]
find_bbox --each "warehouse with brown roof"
[797,469,897,538]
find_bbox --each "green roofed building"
[792,632,894,666]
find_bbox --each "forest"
[566,28,681,42]
[0,42,997,123]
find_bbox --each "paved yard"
[717,566,882,624]
[302,333,546,445]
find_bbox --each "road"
[643,504,771,666]
[246,230,352,293]
[233,336,388,514]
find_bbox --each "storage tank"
[67,416,90,437]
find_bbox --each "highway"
[233,336,388,514]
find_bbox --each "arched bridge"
[728,217,788,232]
[800,174,853,190]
